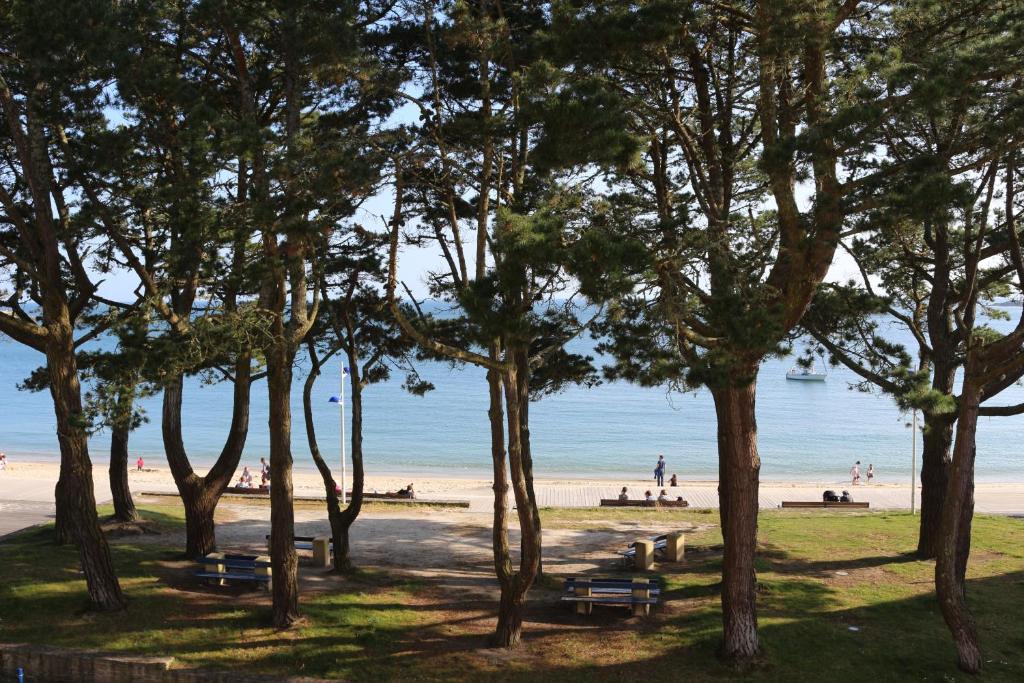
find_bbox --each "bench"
[563,577,660,616]
[265,534,334,552]
[619,534,667,564]
[780,501,870,509]
[194,553,271,589]
[224,485,268,495]
[600,499,689,508]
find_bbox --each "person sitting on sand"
[397,483,415,499]
[669,473,678,487]
[657,489,669,502]
[618,486,629,501]
[644,490,654,502]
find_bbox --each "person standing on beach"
[0,452,7,471]
[654,454,666,487]
[851,461,861,485]
[867,464,874,483]
[136,456,144,471]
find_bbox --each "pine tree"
[0,0,125,611]
[572,0,887,660]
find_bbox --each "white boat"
[786,363,826,382]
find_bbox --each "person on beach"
[0,452,7,471]
[397,483,415,499]
[669,473,678,487]
[657,489,669,502]
[260,457,269,478]
[136,456,144,471]
[867,464,874,483]
[654,454,666,487]
[644,490,654,502]
[851,461,861,485]
[618,486,629,501]
[239,466,253,488]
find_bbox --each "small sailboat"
[786,361,826,382]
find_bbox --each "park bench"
[265,534,334,552]
[780,501,870,509]
[619,534,667,564]
[600,499,688,508]
[223,485,268,495]
[562,577,660,616]
[194,553,271,589]
[348,492,472,508]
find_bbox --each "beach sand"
[3,459,1023,515]
[3,458,1023,581]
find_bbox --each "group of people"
[850,461,875,485]
[618,486,684,503]
[237,458,271,489]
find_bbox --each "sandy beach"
[3,458,1023,532]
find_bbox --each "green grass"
[1,507,1022,681]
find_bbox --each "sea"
[2,313,1023,484]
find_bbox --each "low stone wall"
[0,644,334,682]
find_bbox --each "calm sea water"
[2,315,1023,483]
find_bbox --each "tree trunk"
[917,413,953,558]
[935,365,982,674]
[490,354,541,648]
[515,348,542,577]
[54,479,72,545]
[109,420,138,524]
[334,356,365,573]
[267,340,300,628]
[303,342,364,574]
[45,308,125,611]
[711,378,761,662]
[161,363,251,557]
[492,580,526,648]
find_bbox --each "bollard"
[312,537,331,568]
[633,538,655,571]
[666,532,686,562]
[17,667,24,683]
[631,578,652,617]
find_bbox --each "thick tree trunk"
[493,581,527,647]
[54,480,72,545]
[109,420,138,524]
[267,340,300,627]
[935,370,982,674]
[917,357,956,559]
[711,379,761,662]
[45,309,125,611]
[917,413,953,558]
[162,364,251,557]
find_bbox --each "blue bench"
[563,577,660,616]
[619,534,668,564]
[195,553,271,589]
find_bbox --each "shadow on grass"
[3,510,1024,682]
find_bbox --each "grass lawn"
[1,505,1022,681]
